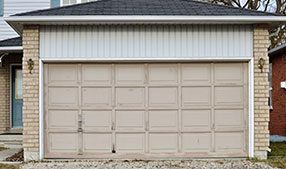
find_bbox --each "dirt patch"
[0,164,20,169]
[5,150,23,162]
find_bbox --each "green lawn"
[269,142,286,157]
[254,142,286,169]
[0,147,7,151]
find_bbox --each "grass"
[0,147,7,151]
[0,164,20,169]
[269,142,286,157]
[248,142,286,169]
[267,158,286,169]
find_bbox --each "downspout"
[0,53,8,67]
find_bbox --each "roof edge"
[269,43,286,57]
[6,15,286,22]
[5,15,286,35]
[0,46,23,52]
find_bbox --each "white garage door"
[44,63,248,158]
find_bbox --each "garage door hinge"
[112,144,116,153]
[111,122,115,130]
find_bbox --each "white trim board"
[40,58,253,62]
[249,58,254,157]
[39,59,44,160]
[6,15,286,22]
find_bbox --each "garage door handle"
[78,120,83,132]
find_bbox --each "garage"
[44,63,248,158]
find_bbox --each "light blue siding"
[51,0,60,8]
[0,0,3,16]
[0,0,50,40]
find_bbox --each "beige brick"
[22,25,39,157]
[253,24,269,159]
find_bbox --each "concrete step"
[3,142,22,149]
[0,135,22,149]
[0,135,22,142]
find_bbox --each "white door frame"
[38,58,254,159]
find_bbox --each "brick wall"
[269,54,286,136]
[0,54,22,134]
[253,24,270,159]
[22,25,40,161]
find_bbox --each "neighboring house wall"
[253,24,270,159]
[269,54,286,136]
[0,0,50,41]
[0,54,22,134]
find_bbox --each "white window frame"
[60,0,95,6]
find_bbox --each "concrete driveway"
[19,160,277,169]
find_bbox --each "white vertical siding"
[0,0,50,41]
[40,25,253,59]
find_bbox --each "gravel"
[20,160,277,169]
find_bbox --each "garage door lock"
[78,115,83,132]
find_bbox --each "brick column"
[22,25,40,161]
[0,60,10,134]
[253,24,270,160]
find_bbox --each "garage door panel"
[116,133,145,153]
[116,88,145,108]
[47,64,78,86]
[149,87,178,107]
[149,110,178,131]
[182,87,211,106]
[181,64,211,85]
[82,87,112,107]
[115,65,145,85]
[149,133,178,153]
[182,110,211,131]
[116,111,145,130]
[214,63,244,84]
[215,87,244,106]
[83,133,112,153]
[148,64,178,84]
[48,133,78,153]
[45,63,248,158]
[182,133,211,152]
[47,110,78,130]
[83,110,111,131]
[215,132,245,152]
[48,87,78,107]
[82,64,112,85]
[215,109,244,129]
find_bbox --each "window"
[15,69,23,99]
[62,0,96,6]
[0,0,3,16]
[269,63,273,110]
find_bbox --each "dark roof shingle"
[0,37,22,47]
[14,0,280,16]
